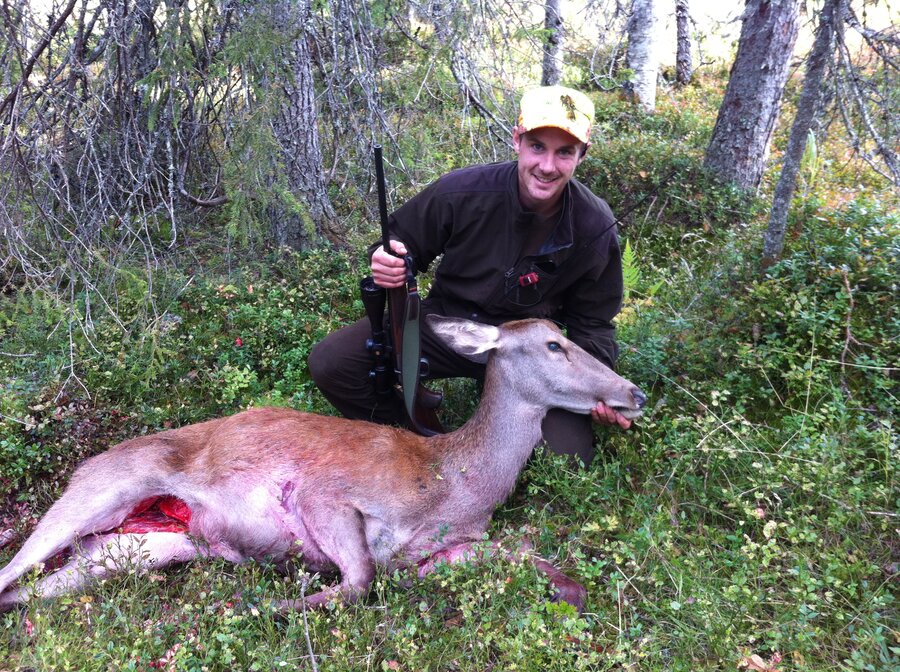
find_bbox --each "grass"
[0,76,897,670]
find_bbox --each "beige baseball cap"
[517,86,594,144]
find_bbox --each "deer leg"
[0,451,162,596]
[416,538,586,612]
[529,556,588,611]
[0,496,137,597]
[0,532,200,611]
[276,506,376,612]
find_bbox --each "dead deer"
[0,316,645,613]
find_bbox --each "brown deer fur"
[0,316,645,612]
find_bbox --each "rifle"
[360,146,443,436]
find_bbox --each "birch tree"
[626,0,662,112]
[541,0,564,86]
[704,0,801,190]
[675,0,693,85]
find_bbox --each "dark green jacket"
[374,161,623,368]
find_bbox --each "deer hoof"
[550,579,587,613]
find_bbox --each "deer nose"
[632,389,647,409]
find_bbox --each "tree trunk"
[762,0,844,264]
[626,0,661,112]
[540,0,564,86]
[270,0,340,251]
[704,0,801,190]
[675,0,692,85]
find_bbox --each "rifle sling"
[400,284,423,424]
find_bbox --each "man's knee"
[307,337,332,387]
[307,319,370,391]
[541,409,595,467]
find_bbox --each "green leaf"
[622,238,640,300]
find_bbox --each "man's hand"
[591,401,632,430]
[371,240,408,288]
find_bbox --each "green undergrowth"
[2,200,895,670]
[1,83,897,670]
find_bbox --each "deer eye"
[547,342,561,352]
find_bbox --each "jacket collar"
[506,161,575,262]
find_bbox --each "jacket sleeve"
[366,178,452,272]
[561,233,623,369]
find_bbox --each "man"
[309,85,631,466]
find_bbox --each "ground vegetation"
[0,1,896,669]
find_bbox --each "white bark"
[626,0,662,112]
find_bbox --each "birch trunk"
[626,0,661,112]
[675,0,692,85]
[762,0,844,264]
[704,0,801,190]
[541,0,564,86]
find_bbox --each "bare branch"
[834,16,900,186]
[0,0,78,120]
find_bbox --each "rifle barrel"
[373,145,394,257]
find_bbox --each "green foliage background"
[1,70,897,672]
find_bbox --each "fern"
[622,238,640,301]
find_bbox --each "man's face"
[513,126,587,215]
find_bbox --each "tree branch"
[0,0,79,120]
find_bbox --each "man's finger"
[592,402,632,430]
[388,240,408,256]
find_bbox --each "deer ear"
[427,315,500,364]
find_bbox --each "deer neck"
[430,362,545,501]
